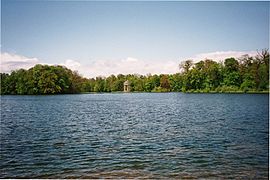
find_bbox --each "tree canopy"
[1,50,269,95]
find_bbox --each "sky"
[1,1,269,77]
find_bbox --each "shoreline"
[1,91,269,95]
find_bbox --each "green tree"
[1,50,268,95]
[223,58,241,87]
[160,75,170,91]
[179,60,193,73]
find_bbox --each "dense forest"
[0,50,269,95]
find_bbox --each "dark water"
[0,93,269,179]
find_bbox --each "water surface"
[0,93,269,178]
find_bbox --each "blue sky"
[1,1,269,77]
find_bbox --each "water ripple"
[0,93,268,179]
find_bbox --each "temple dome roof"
[124,80,130,85]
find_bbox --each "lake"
[0,93,269,178]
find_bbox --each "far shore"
[79,90,270,94]
[1,91,268,96]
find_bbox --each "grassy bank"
[185,90,269,94]
[81,90,269,94]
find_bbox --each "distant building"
[123,80,131,92]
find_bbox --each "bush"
[151,86,169,92]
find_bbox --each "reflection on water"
[0,93,269,178]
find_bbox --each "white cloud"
[0,52,40,73]
[1,50,259,78]
[124,57,139,62]
[60,59,81,70]
[190,51,257,62]
[64,57,179,78]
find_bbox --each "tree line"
[0,50,269,95]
